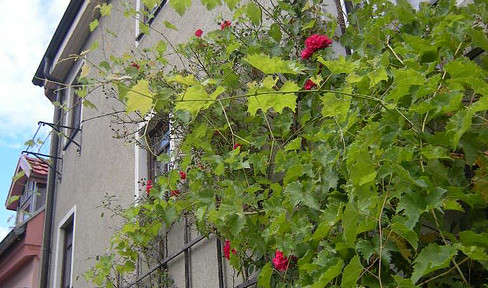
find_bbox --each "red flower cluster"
[233,143,242,150]
[301,34,332,59]
[195,29,203,37]
[170,190,180,197]
[304,79,317,90]
[272,250,290,271]
[220,20,231,30]
[145,179,153,195]
[223,240,237,260]
[179,171,187,180]
[131,62,140,69]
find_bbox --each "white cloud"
[0,0,69,148]
[0,225,11,242]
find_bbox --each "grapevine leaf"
[201,0,221,10]
[89,19,99,32]
[170,0,191,15]
[411,244,457,284]
[391,222,419,250]
[309,259,343,288]
[367,67,388,88]
[164,21,178,30]
[99,3,112,16]
[247,78,298,116]
[246,3,261,25]
[341,255,362,288]
[317,56,357,74]
[174,85,225,117]
[125,80,154,115]
[393,276,418,288]
[243,54,302,75]
[257,263,272,288]
[321,93,351,121]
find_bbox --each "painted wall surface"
[45,0,343,287]
[0,258,39,288]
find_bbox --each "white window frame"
[53,205,77,288]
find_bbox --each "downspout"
[39,57,63,288]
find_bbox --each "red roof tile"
[24,156,49,176]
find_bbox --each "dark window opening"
[136,0,168,42]
[61,219,74,288]
[147,118,171,181]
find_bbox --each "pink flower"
[131,62,140,69]
[233,143,242,150]
[170,190,180,197]
[272,250,290,271]
[304,79,317,90]
[224,240,237,260]
[301,47,314,59]
[301,34,332,60]
[195,29,203,37]
[304,34,332,50]
[179,171,187,180]
[220,20,231,30]
[145,179,153,195]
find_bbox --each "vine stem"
[430,210,469,284]
[386,35,404,66]
[377,184,389,288]
[419,257,469,285]
[218,99,235,146]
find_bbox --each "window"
[63,69,83,152]
[136,0,168,42]
[147,118,171,180]
[60,219,74,288]
[16,180,46,225]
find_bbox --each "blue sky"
[0,0,69,240]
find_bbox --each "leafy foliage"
[84,0,488,287]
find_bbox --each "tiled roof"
[24,156,49,176]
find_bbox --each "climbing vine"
[82,0,488,287]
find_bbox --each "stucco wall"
[46,0,343,287]
[0,257,38,288]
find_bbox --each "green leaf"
[175,85,225,117]
[309,259,343,288]
[125,80,154,115]
[224,0,239,9]
[80,63,90,78]
[367,67,388,88]
[284,137,301,151]
[391,222,418,250]
[348,150,377,187]
[247,78,298,116]
[257,263,272,288]
[243,54,302,75]
[142,0,159,8]
[317,56,357,74]
[167,74,197,85]
[411,244,457,284]
[393,276,418,288]
[246,3,261,25]
[321,93,351,121]
[420,145,450,160]
[387,68,425,103]
[341,255,362,288]
[99,3,112,16]
[89,19,99,32]
[284,181,319,210]
[164,21,178,30]
[343,203,358,246]
[170,0,191,15]
[268,23,282,42]
[7,195,20,206]
[201,0,221,10]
